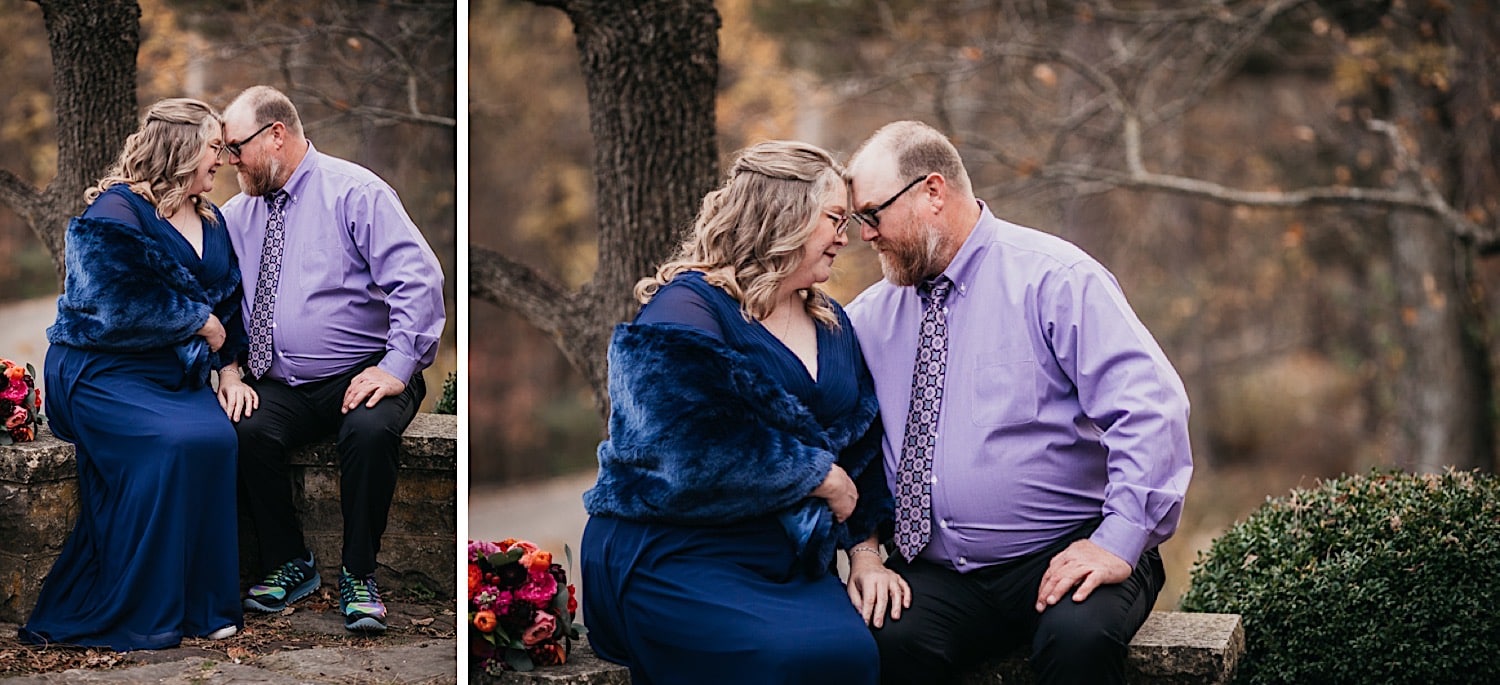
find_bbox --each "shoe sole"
[243,575,322,613]
[344,615,387,633]
[206,625,238,640]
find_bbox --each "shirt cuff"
[1089,514,1150,568]
[377,351,420,384]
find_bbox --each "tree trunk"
[471,0,720,415]
[1382,4,1495,472]
[0,0,140,286]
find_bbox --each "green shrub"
[434,371,457,415]
[1181,469,1500,685]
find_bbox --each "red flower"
[468,563,482,594]
[566,584,578,615]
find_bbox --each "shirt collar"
[938,200,996,300]
[276,141,321,203]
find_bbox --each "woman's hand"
[198,314,227,352]
[217,365,259,422]
[846,545,911,628]
[812,463,857,522]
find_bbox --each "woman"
[581,140,909,684]
[19,98,257,651]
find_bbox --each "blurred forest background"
[471,0,1500,607]
[0,0,457,408]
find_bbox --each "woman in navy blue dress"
[20,98,257,651]
[581,141,911,684]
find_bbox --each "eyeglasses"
[854,175,929,229]
[208,142,226,159]
[824,210,853,237]
[225,122,276,158]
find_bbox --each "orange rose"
[472,609,497,633]
[468,563,482,594]
[528,549,553,571]
[3,363,21,380]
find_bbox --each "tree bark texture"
[473,0,720,413]
[0,0,140,285]
[1381,1,1495,473]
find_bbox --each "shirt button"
[939,520,949,530]
[930,475,938,484]
[958,557,967,566]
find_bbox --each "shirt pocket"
[298,248,342,290]
[969,352,1039,427]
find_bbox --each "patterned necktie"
[895,276,953,561]
[247,190,289,379]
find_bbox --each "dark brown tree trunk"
[470,0,720,415]
[0,0,140,285]
[1382,1,1495,472]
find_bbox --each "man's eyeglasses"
[824,210,853,237]
[226,122,276,158]
[854,175,929,229]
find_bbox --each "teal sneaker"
[244,551,320,613]
[339,567,387,632]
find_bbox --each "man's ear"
[925,173,947,215]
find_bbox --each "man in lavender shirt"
[843,121,1192,684]
[219,86,445,633]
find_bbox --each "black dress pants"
[236,356,425,578]
[873,521,1163,685]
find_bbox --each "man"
[843,120,1193,684]
[219,85,446,633]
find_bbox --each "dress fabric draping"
[581,272,879,685]
[20,186,242,651]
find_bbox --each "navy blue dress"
[21,187,243,651]
[581,272,879,685]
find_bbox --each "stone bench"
[482,611,1243,684]
[0,412,456,624]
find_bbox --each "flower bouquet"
[0,358,43,445]
[468,538,584,675]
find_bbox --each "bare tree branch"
[0,170,41,224]
[469,243,572,338]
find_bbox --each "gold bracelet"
[850,545,881,558]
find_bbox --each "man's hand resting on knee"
[1035,539,1132,612]
[343,366,406,413]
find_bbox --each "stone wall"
[482,612,1244,684]
[0,413,456,624]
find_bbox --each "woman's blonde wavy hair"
[636,140,846,327]
[85,98,222,224]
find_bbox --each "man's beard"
[236,157,282,197]
[877,221,948,286]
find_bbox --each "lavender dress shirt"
[846,203,1192,573]
[222,143,445,386]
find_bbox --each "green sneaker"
[339,567,387,632]
[244,551,320,613]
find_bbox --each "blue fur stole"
[584,322,892,575]
[47,215,243,389]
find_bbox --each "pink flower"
[521,610,557,646]
[517,571,558,606]
[1,379,26,403]
[468,540,500,562]
[5,406,26,429]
